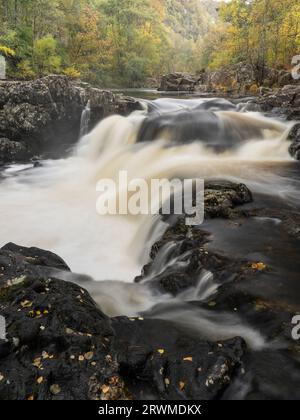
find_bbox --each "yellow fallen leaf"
[27,395,34,401]
[37,376,44,384]
[50,384,61,395]
[21,300,32,308]
[252,262,267,271]
[84,352,94,361]
[157,349,165,355]
[32,358,42,369]
[101,385,110,394]
[179,381,185,391]
[183,356,193,362]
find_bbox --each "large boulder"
[159,72,200,92]
[0,75,142,163]
[0,242,248,400]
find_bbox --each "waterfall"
[79,100,91,138]
[0,96,296,282]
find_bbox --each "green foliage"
[63,66,81,79]
[1,0,297,85]
[33,36,61,76]
[0,45,15,58]
[0,0,216,85]
[202,0,300,72]
[16,60,35,80]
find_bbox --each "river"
[0,91,299,399]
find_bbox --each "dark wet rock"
[0,243,71,283]
[247,207,300,239]
[224,349,300,400]
[0,275,125,400]
[0,243,248,400]
[0,75,142,162]
[159,72,200,92]
[287,123,300,160]
[134,179,300,400]
[204,181,253,219]
[113,317,246,400]
[256,84,300,120]
[136,216,249,296]
[136,182,253,295]
[137,103,263,149]
[0,138,30,164]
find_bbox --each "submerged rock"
[0,75,142,163]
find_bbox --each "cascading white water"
[79,100,91,139]
[0,98,295,281]
[1,96,297,349]
[1,97,299,351]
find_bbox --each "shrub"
[63,66,81,79]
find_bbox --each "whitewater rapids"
[0,97,296,281]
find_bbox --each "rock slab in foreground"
[0,243,245,400]
[0,75,142,163]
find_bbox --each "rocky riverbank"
[0,76,142,164]
[1,182,300,400]
[159,63,298,95]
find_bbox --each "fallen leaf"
[157,349,165,355]
[251,262,267,271]
[50,384,61,395]
[183,356,193,362]
[32,358,42,369]
[21,300,32,308]
[84,352,94,361]
[179,381,185,391]
[37,376,44,384]
[101,385,110,394]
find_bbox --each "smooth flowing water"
[0,94,299,353]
